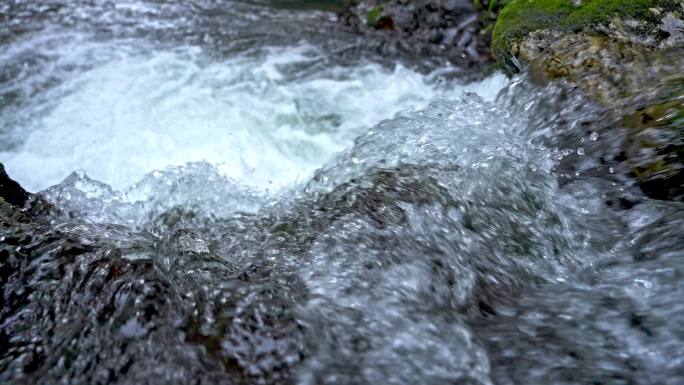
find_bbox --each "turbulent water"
[1,1,684,385]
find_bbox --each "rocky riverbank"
[338,0,500,75]
[490,0,684,202]
[343,0,684,202]
[2,2,684,384]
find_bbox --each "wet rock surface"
[526,36,684,201]
[491,0,684,201]
[339,0,498,77]
[2,1,684,384]
[0,164,30,207]
[0,195,308,385]
[491,0,684,70]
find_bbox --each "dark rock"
[443,0,475,14]
[425,1,440,12]
[428,28,444,43]
[393,8,418,31]
[0,163,30,207]
[425,11,444,28]
[374,15,395,30]
[338,0,496,77]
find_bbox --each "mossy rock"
[492,0,682,70]
[523,33,683,106]
[527,38,684,201]
[489,1,684,201]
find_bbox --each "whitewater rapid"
[0,33,507,193]
[2,2,684,385]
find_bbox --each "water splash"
[1,1,684,385]
[0,37,507,192]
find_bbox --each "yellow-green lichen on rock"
[523,33,684,107]
[490,0,684,201]
[492,0,683,71]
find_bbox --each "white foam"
[1,40,509,192]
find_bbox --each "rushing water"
[1,1,683,385]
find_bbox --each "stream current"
[1,1,683,384]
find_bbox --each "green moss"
[366,5,383,27]
[488,0,499,12]
[492,0,680,62]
